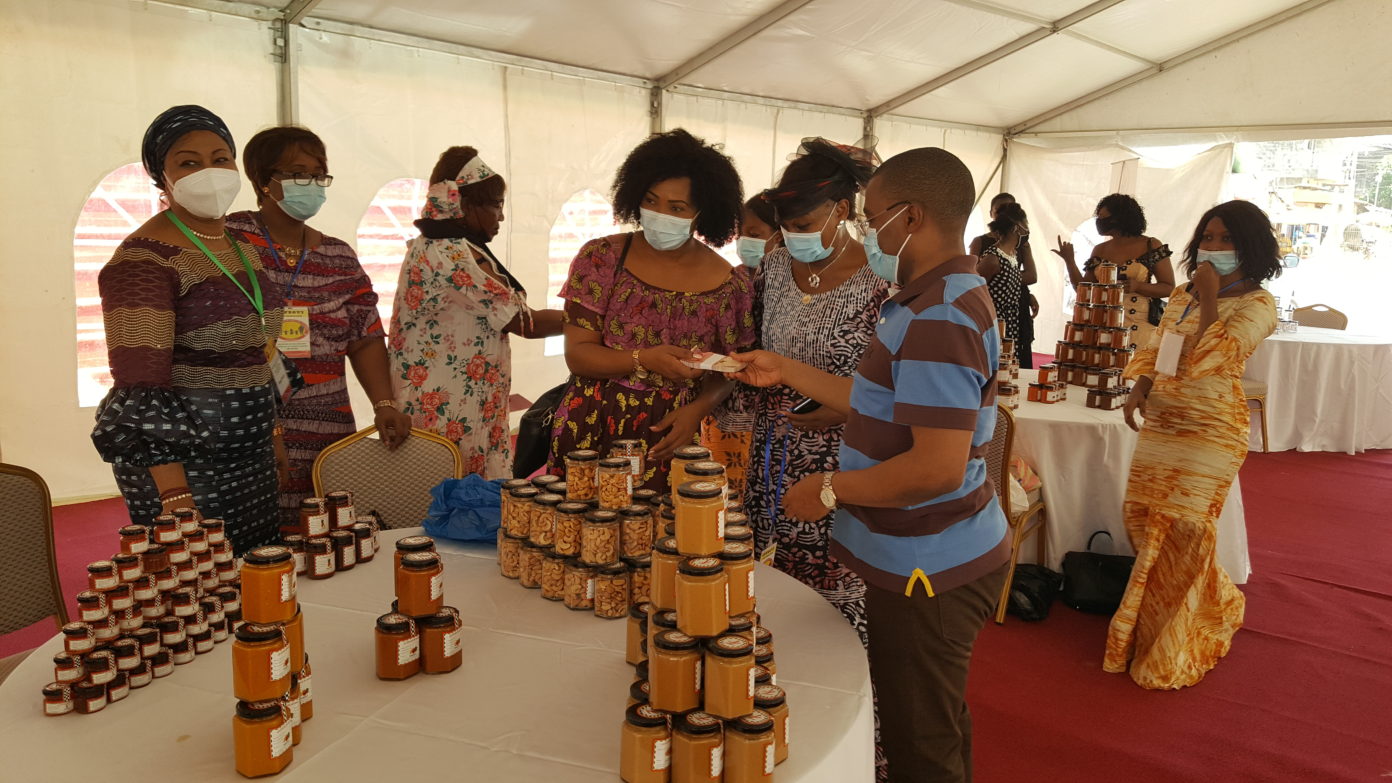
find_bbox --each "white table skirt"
[1243,326,1392,454]
[1010,370,1250,584]
[0,530,873,782]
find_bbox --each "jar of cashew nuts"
[594,563,630,619]
[519,541,546,589]
[624,554,652,606]
[619,504,654,558]
[553,501,587,557]
[564,449,600,501]
[528,493,562,547]
[498,533,525,579]
[598,457,635,510]
[562,560,597,610]
[579,509,621,566]
[505,486,539,538]
[540,549,567,601]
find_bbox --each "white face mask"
[640,207,695,251]
[170,167,242,220]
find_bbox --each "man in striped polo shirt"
[732,147,1009,782]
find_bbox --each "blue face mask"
[277,181,327,221]
[736,236,766,267]
[1197,249,1240,275]
[781,208,838,263]
[864,206,910,284]
[640,207,694,251]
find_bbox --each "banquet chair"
[985,406,1048,624]
[1241,379,1269,452]
[1292,304,1347,330]
[0,463,69,684]
[313,427,464,530]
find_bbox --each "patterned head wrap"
[422,156,498,220]
[141,105,236,187]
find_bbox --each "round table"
[1010,370,1250,583]
[0,530,873,781]
[1243,326,1392,453]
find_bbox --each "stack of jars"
[280,490,380,583]
[1041,263,1135,409]
[617,455,790,783]
[231,544,314,777]
[42,508,242,719]
[373,535,462,681]
[996,319,1022,411]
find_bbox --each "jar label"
[784,715,790,747]
[585,577,595,600]
[398,636,420,665]
[93,575,117,590]
[293,551,306,573]
[342,544,356,567]
[724,584,730,614]
[299,674,312,703]
[716,508,726,540]
[270,645,292,681]
[443,628,463,658]
[44,701,70,716]
[627,456,642,476]
[430,574,444,600]
[359,539,373,560]
[651,738,671,772]
[748,665,756,699]
[711,743,724,777]
[763,742,775,774]
[747,571,755,600]
[337,505,356,528]
[314,553,334,575]
[280,572,296,603]
[694,658,702,693]
[306,513,329,537]
[127,539,149,554]
[288,697,302,727]
[86,696,106,712]
[270,721,293,759]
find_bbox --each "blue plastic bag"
[422,475,503,542]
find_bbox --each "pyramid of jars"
[996,318,1023,411]
[1039,261,1131,409]
[372,534,463,682]
[279,491,383,582]
[42,507,243,719]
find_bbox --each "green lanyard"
[166,211,264,325]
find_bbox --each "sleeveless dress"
[1085,244,1172,351]
[983,244,1023,341]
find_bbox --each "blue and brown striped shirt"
[831,255,1009,596]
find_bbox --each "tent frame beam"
[1013,119,1392,139]
[656,0,816,89]
[283,0,323,26]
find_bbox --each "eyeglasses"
[853,201,909,235]
[275,172,334,187]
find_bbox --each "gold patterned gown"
[1104,284,1276,689]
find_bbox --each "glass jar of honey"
[233,699,294,777]
[76,591,108,623]
[754,684,790,764]
[374,613,420,680]
[87,560,118,592]
[649,629,702,713]
[594,563,630,619]
[673,710,725,782]
[72,681,106,714]
[118,525,150,555]
[113,552,143,582]
[652,536,681,610]
[283,535,307,576]
[53,652,84,684]
[540,548,567,600]
[330,529,357,572]
[393,535,436,592]
[619,703,672,783]
[42,682,73,716]
[299,497,330,539]
[619,505,654,559]
[553,501,586,556]
[352,522,375,563]
[625,554,652,606]
[675,557,728,638]
[703,635,755,719]
[240,546,297,624]
[598,457,635,510]
[284,605,305,668]
[718,542,755,617]
[675,481,725,556]
[684,460,726,493]
[498,533,524,579]
[419,606,463,674]
[231,623,292,702]
[396,552,444,616]
[107,674,130,704]
[562,560,597,611]
[669,445,711,493]
[579,510,621,566]
[724,710,776,783]
[200,517,226,545]
[519,541,544,589]
[529,493,562,547]
[506,486,539,538]
[563,449,600,501]
[626,602,650,666]
[325,490,355,529]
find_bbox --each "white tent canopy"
[2,0,1388,500]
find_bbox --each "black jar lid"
[685,460,725,477]
[549,482,569,495]
[619,504,650,518]
[531,474,562,487]
[42,682,71,699]
[199,517,225,529]
[754,644,773,664]
[629,602,650,621]
[729,709,774,735]
[157,616,184,631]
[565,449,600,462]
[676,481,722,500]
[112,553,141,565]
[119,525,147,537]
[725,614,754,634]
[584,510,619,524]
[510,486,541,499]
[352,523,372,538]
[236,699,283,721]
[326,490,352,502]
[659,507,676,522]
[654,536,679,556]
[754,684,786,708]
[598,562,627,576]
[376,612,412,633]
[598,457,631,470]
[152,515,177,526]
[73,681,106,698]
[417,607,460,629]
[678,557,723,577]
[672,445,710,461]
[400,552,441,570]
[243,546,291,566]
[87,560,115,574]
[535,493,564,507]
[543,547,569,560]
[635,660,649,680]
[632,489,659,505]
[754,665,771,685]
[625,702,668,728]
[651,610,679,630]
[396,535,435,552]
[329,530,355,543]
[556,501,588,515]
[502,478,532,491]
[622,554,652,569]
[653,629,699,651]
[235,623,283,644]
[718,542,753,562]
[706,635,753,658]
[678,710,723,736]
[629,679,650,704]
[76,591,104,605]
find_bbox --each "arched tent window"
[74,163,163,407]
[545,189,616,356]
[355,177,428,326]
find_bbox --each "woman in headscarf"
[92,105,292,554]
[226,126,412,532]
[388,146,563,478]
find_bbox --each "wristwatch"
[819,472,838,510]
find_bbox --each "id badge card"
[1155,330,1184,377]
[279,303,312,359]
[759,542,777,566]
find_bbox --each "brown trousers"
[865,563,1008,783]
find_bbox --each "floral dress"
[1085,243,1172,351]
[546,234,757,490]
[388,235,522,478]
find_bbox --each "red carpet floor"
[6,450,1391,781]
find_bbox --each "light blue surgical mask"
[277,181,327,221]
[640,207,694,251]
[781,208,838,263]
[864,205,910,284]
[1197,249,1240,275]
[736,236,766,267]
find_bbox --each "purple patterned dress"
[744,249,890,644]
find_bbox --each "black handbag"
[1061,531,1135,614]
[1147,296,1166,327]
[1006,563,1063,622]
[511,382,569,478]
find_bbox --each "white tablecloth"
[1243,326,1392,453]
[1010,370,1250,584]
[0,530,873,782]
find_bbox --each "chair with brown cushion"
[1292,304,1348,330]
[312,427,464,530]
[984,405,1048,624]
[0,463,69,683]
[1241,379,1269,452]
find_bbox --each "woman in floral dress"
[388,146,562,477]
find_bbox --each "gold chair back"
[1292,304,1348,330]
[312,427,464,530]
[0,463,69,635]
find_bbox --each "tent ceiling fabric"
[212,0,1344,132]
